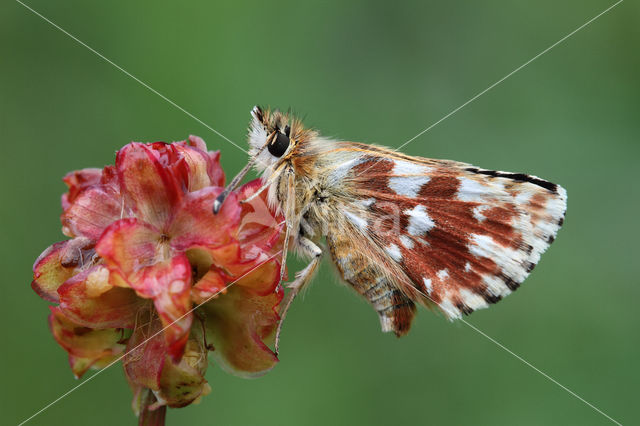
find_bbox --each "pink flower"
[32,136,284,420]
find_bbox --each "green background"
[1,1,638,425]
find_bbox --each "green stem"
[138,388,166,426]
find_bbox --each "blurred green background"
[1,1,638,425]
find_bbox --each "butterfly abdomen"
[326,230,416,336]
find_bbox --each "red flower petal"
[237,179,285,258]
[173,145,211,192]
[32,238,94,302]
[61,168,102,211]
[117,143,183,229]
[202,285,282,378]
[206,242,242,266]
[49,307,125,378]
[185,241,280,293]
[125,315,209,408]
[173,144,224,192]
[133,255,193,361]
[234,258,281,295]
[212,251,282,295]
[58,265,149,329]
[205,150,225,187]
[183,135,207,151]
[175,136,225,188]
[147,142,192,192]
[191,268,227,305]
[186,246,239,304]
[61,184,122,240]
[96,218,160,278]
[69,351,121,379]
[97,218,192,360]
[124,314,166,391]
[169,188,241,251]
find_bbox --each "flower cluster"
[32,136,284,421]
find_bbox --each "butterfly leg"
[274,236,322,355]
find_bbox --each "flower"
[32,136,284,421]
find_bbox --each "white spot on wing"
[404,205,435,236]
[436,269,449,281]
[469,234,526,282]
[514,190,533,205]
[464,262,472,272]
[423,277,433,295]
[439,297,462,320]
[357,198,375,208]
[468,234,524,297]
[327,156,366,186]
[459,288,489,311]
[385,243,402,262]
[345,211,367,232]
[482,274,512,298]
[399,235,414,249]
[388,160,431,197]
[472,205,489,222]
[457,177,489,203]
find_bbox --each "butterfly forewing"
[336,149,567,319]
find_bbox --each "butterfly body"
[218,106,567,345]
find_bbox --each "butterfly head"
[248,106,314,172]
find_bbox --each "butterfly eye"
[268,131,290,157]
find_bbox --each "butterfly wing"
[326,144,566,321]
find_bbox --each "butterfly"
[214,106,567,351]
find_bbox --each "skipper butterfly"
[214,107,567,351]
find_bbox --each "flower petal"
[32,238,94,302]
[201,285,282,378]
[69,352,120,379]
[205,150,225,188]
[210,246,283,295]
[125,315,209,408]
[133,255,193,361]
[183,134,207,151]
[186,247,238,304]
[124,314,166,391]
[175,135,225,188]
[234,258,281,295]
[173,145,211,192]
[61,168,103,211]
[157,327,210,408]
[61,184,122,240]
[97,218,192,360]
[117,142,183,229]
[96,218,160,278]
[169,188,241,251]
[58,265,149,329]
[49,307,125,378]
[173,140,224,191]
[190,263,228,305]
[237,179,285,260]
